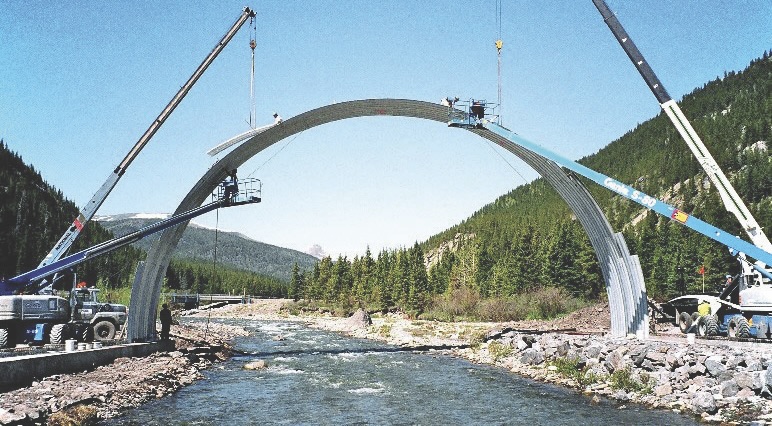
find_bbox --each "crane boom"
[591,0,772,254]
[38,7,257,269]
[447,104,772,275]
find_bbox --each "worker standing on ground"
[159,304,172,340]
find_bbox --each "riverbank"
[197,300,772,424]
[4,299,772,424]
[0,321,246,425]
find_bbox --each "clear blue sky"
[2,1,770,259]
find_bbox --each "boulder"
[582,343,604,360]
[691,391,717,415]
[605,348,626,373]
[721,379,740,397]
[520,348,545,365]
[705,356,726,377]
[343,309,372,331]
[654,383,672,397]
[735,371,762,391]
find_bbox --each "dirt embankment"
[0,321,246,426]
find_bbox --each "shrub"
[550,357,601,387]
[610,367,651,394]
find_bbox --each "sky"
[2,1,770,260]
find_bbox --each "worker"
[223,169,238,203]
[697,299,711,317]
[273,112,283,125]
[159,303,172,340]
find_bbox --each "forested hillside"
[291,52,771,317]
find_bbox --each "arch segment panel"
[127,99,647,341]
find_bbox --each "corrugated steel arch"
[127,99,647,341]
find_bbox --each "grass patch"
[488,341,513,362]
[610,367,652,394]
[377,323,392,338]
[550,357,601,387]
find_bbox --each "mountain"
[95,213,318,282]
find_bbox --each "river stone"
[244,360,268,370]
[691,391,717,414]
[516,338,529,351]
[721,379,740,397]
[747,358,764,372]
[705,356,726,377]
[520,348,545,365]
[763,366,772,395]
[645,350,666,364]
[689,362,707,376]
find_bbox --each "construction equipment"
[0,179,261,348]
[448,101,772,338]
[36,7,257,283]
[591,0,771,282]
[591,0,772,337]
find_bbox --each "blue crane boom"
[38,7,257,271]
[1,180,261,296]
[590,0,772,255]
[447,105,772,277]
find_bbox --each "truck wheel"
[50,324,67,344]
[0,328,8,348]
[728,316,751,338]
[93,321,116,341]
[705,315,719,336]
[678,312,693,333]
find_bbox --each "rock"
[705,356,726,377]
[736,372,762,391]
[654,383,672,397]
[516,339,529,351]
[343,309,372,331]
[721,379,740,397]
[747,358,764,372]
[688,362,707,376]
[764,366,772,395]
[612,390,630,402]
[556,341,571,357]
[583,343,603,360]
[645,351,666,364]
[605,348,626,373]
[520,348,545,365]
[691,391,717,415]
[243,360,268,370]
[737,387,756,399]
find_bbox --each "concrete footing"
[0,340,175,391]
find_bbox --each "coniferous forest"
[2,52,770,317]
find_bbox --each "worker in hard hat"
[697,299,711,317]
[273,113,283,124]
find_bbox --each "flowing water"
[106,319,697,425]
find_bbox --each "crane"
[37,7,257,274]
[590,0,772,258]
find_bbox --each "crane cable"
[495,0,503,124]
[248,15,257,129]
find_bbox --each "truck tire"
[0,328,8,348]
[678,312,693,333]
[93,320,116,341]
[705,315,719,336]
[50,324,67,344]
[697,315,719,337]
[728,316,751,338]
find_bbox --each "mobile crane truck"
[0,181,261,348]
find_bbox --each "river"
[105,319,698,425]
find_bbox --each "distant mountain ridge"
[95,213,318,282]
